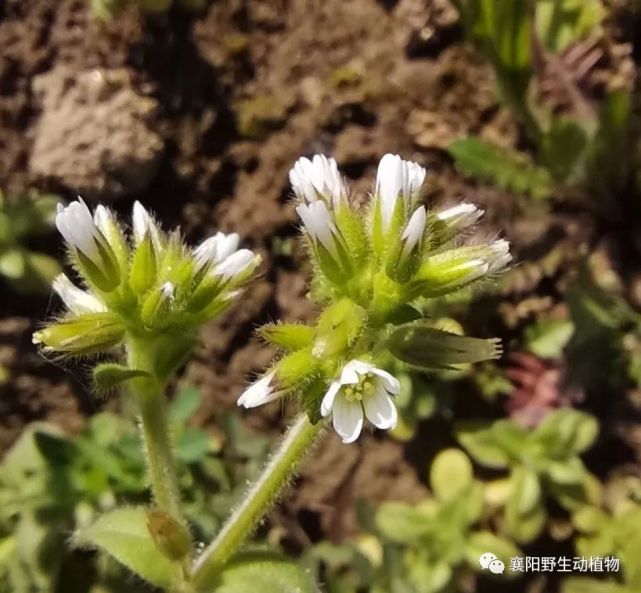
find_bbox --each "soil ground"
[0,0,639,589]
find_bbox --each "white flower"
[289,155,346,209]
[161,281,175,300]
[194,232,240,268]
[375,154,426,232]
[296,200,341,256]
[436,203,483,231]
[214,249,258,280]
[52,274,106,314]
[237,371,284,408]
[487,239,512,273]
[132,201,161,249]
[93,205,114,236]
[401,206,427,259]
[55,199,107,261]
[321,360,400,444]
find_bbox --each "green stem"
[128,343,185,526]
[191,413,323,591]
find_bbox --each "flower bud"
[146,508,191,562]
[56,200,120,292]
[388,324,502,369]
[33,313,124,355]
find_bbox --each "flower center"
[343,372,376,402]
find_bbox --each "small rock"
[30,67,164,201]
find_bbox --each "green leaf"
[465,530,521,572]
[561,577,622,593]
[212,551,318,593]
[455,422,510,469]
[388,324,502,370]
[176,429,211,463]
[505,468,545,543]
[540,117,590,183]
[73,507,181,589]
[535,409,599,456]
[93,363,151,391]
[33,430,77,466]
[430,448,473,502]
[375,501,433,543]
[447,137,552,200]
[524,318,574,358]
[169,386,202,426]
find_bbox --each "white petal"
[332,395,364,444]
[161,281,175,299]
[52,274,106,314]
[132,201,160,248]
[436,203,483,230]
[363,388,398,430]
[214,249,256,279]
[487,239,512,272]
[215,232,240,262]
[194,232,241,270]
[370,368,401,395]
[340,359,374,385]
[55,199,101,258]
[290,154,345,208]
[407,161,426,197]
[401,206,427,257]
[296,201,338,254]
[93,205,112,235]
[320,381,341,417]
[237,372,280,408]
[376,154,403,231]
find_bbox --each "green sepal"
[334,205,368,267]
[129,232,158,296]
[407,250,488,298]
[388,324,502,369]
[312,240,352,287]
[313,298,366,358]
[34,314,124,355]
[275,348,318,388]
[300,375,330,425]
[207,550,317,593]
[146,508,192,562]
[93,363,152,391]
[140,286,172,328]
[259,323,315,352]
[73,507,182,589]
[186,275,223,314]
[76,247,120,293]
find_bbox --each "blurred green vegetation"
[0,387,271,593]
[0,192,62,294]
[449,0,637,206]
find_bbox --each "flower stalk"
[191,413,324,591]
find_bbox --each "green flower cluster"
[34,199,259,384]
[238,154,511,443]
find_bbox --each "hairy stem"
[128,342,185,526]
[191,413,323,591]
